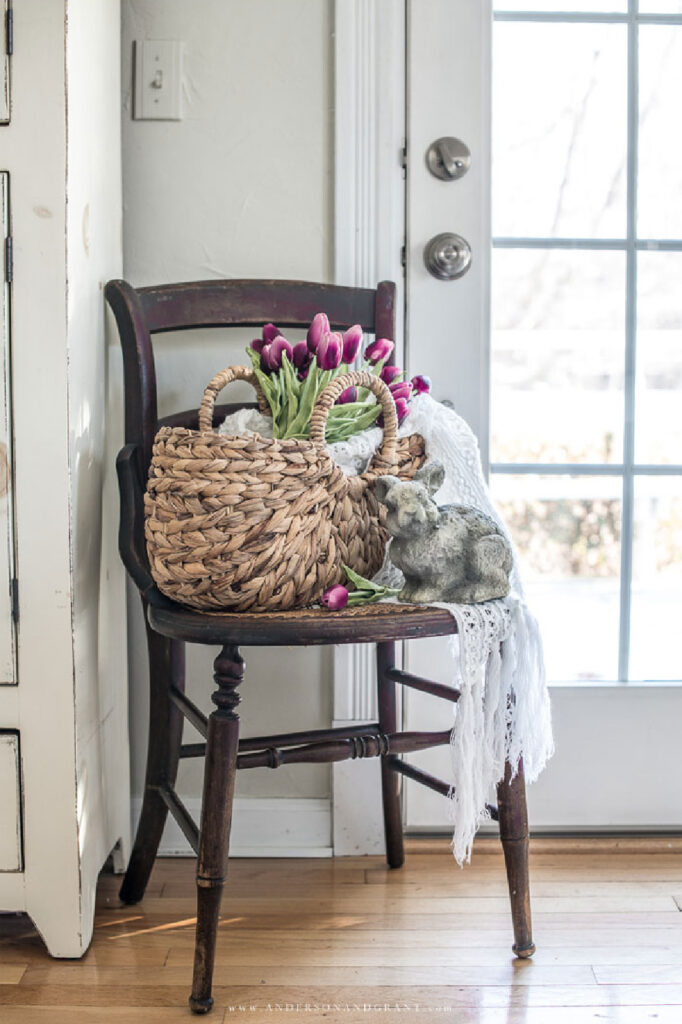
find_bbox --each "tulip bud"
[321,584,349,610]
[380,364,402,385]
[335,386,357,405]
[307,312,330,353]
[394,397,409,423]
[292,341,310,368]
[262,323,280,344]
[317,331,343,371]
[341,324,363,363]
[389,381,412,403]
[365,337,394,364]
[411,374,432,395]
[250,337,266,354]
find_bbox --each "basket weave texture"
[145,367,426,612]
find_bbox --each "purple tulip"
[270,335,293,368]
[394,396,410,423]
[411,374,432,395]
[389,381,412,403]
[250,337,266,354]
[307,312,330,353]
[317,331,343,371]
[380,364,402,385]
[365,337,394,364]
[342,325,363,363]
[335,386,357,405]
[292,341,310,369]
[261,335,293,371]
[262,323,280,344]
[321,584,349,611]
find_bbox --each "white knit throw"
[219,394,554,864]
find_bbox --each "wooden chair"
[105,277,535,1014]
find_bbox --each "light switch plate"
[134,40,183,121]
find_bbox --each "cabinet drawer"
[0,731,22,870]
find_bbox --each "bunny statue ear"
[374,475,401,504]
[415,460,445,496]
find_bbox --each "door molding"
[332,0,406,853]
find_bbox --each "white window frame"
[492,1,682,683]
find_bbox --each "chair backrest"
[105,277,396,471]
[105,277,396,602]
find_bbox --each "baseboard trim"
[131,796,332,858]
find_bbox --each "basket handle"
[198,365,270,432]
[309,370,399,473]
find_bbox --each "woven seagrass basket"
[144,366,426,612]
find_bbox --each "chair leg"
[497,758,535,958]
[190,644,243,1015]
[120,607,185,904]
[377,641,404,869]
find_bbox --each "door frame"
[331,0,406,854]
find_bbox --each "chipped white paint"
[0,0,129,955]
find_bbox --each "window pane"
[491,249,626,464]
[495,1,626,8]
[492,474,622,680]
[492,24,627,237]
[639,1,682,12]
[636,252,682,464]
[638,27,682,239]
[630,477,682,680]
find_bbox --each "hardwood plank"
[95,926,682,950]
[595,965,682,985]
[0,965,27,984]
[19,962,596,987]
[166,943,682,968]
[408,836,682,855]
[358,879,682,896]
[7,983,682,1010]
[88,910,682,934]
[90,894,679,915]
[0,1010,212,1024]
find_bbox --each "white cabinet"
[0,0,129,956]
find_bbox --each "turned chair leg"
[120,610,185,904]
[497,757,535,958]
[190,644,243,1015]
[377,641,404,869]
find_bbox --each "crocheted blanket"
[219,393,554,863]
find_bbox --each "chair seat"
[148,598,456,646]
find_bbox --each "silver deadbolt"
[425,137,471,181]
[424,233,472,280]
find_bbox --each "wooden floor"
[2,840,682,1022]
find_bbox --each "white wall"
[120,0,335,816]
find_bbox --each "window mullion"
[617,0,640,683]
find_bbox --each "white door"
[404,0,682,832]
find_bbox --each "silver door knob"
[424,233,472,280]
[425,137,471,181]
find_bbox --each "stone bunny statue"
[375,461,513,605]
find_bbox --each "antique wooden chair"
[105,277,535,1014]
